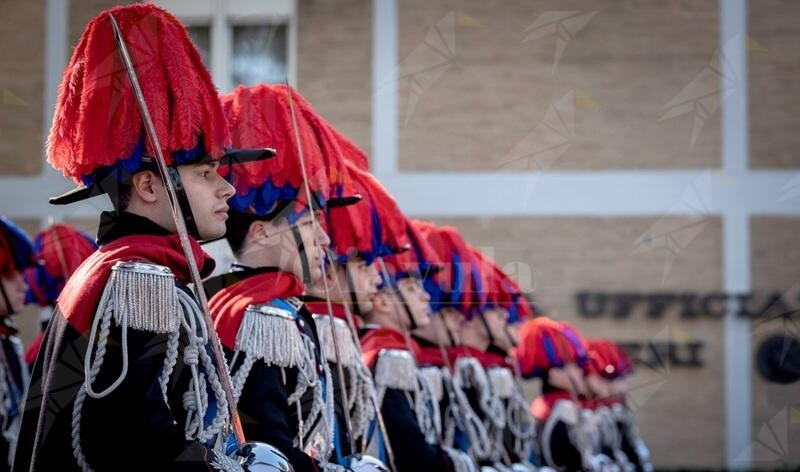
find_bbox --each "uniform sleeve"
[80,327,223,471]
[236,360,321,472]
[380,388,454,471]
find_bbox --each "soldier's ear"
[130,170,160,204]
[250,220,279,247]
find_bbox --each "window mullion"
[210,0,232,93]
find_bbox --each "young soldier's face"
[610,378,628,397]
[0,271,26,315]
[548,363,588,396]
[440,307,463,345]
[268,211,330,282]
[586,374,610,398]
[483,307,513,351]
[179,162,235,240]
[341,258,380,313]
[414,306,461,346]
[397,276,432,329]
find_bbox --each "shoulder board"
[284,296,304,312]
[419,366,444,402]
[249,302,297,320]
[487,366,516,399]
[548,398,579,426]
[453,356,489,389]
[313,314,359,367]
[109,260,180,333]
[234,302,307,367]
[374,348,417,391]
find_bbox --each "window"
[232,24,288,85]
[186,26,211,67]
[155,0,296,92]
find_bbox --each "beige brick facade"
[0,0,44,176]
[435,216,726,467]
[297,0,373,154]
[397,0,721,172]
[750,217,800,466]
[0,1,797,469]
[748,0,800,169]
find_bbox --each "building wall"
[297,0,373,154]
[750,216,800,466]
[0,0,45,175]
[0,1,797,469]
[748,0,800,168]
[435,216,726,467]
[396,0,721,172]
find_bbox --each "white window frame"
[154,0,297,92]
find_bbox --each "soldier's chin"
[416,314,432,328]
[198,222,226,241]
[359,300,373,314]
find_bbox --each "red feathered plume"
[401,217,441,276]
[48,4,230,183]
[326,162,375,262]
[435,226,481,317]
[587,339,634,379]
[516,317,587,377]
[415,220,451,289]
[33,224,96,279]
[471,248,521,309]
[515,293,534,320]
[469,248,533,322]
[221,84,327,203]
[359,171,409,256]
[0,216,34,276]
[415,220,458,300]
[294,94,357,198]
[381,218,430,278]
[25,224,97,306]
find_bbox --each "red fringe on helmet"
[586,339,634,379]
[470,248,515,308]
[25,224,98,307]
[48,4,230,183]
[360,170,409,255]
[516,317,587,377]
[400,217,440,276]
[221,84,327,200]
[295,94,357,198]
[435,226,481,316]
[326,162,375,262]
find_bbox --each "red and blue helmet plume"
[510,292,534,324]
[419,225,480,317]
[381,216,440,281]
[469,248,531,323]
[293,94,359,200]
[221,84,330,223]
[587,339,634,379]
[404,218,441,279]
[516,317,589,378]
[24,224,97,306]
[326,162,378,264]
[414,221,449,309]
[358,170,408,260]
[47,4,231,187]
[0,215,34,276]
[558,321,590,366]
